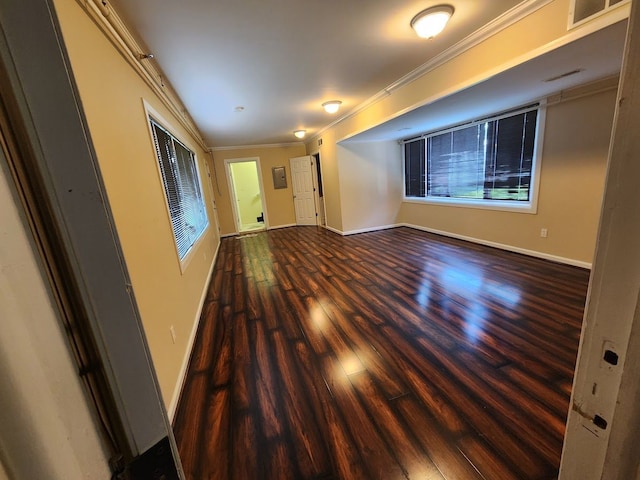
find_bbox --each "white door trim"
[290,155,317,226]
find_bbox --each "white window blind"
[150,119,209,260]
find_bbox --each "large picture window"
[404,104,542,211]
[149,118,209,261]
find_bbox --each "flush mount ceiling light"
[322,100,342,114]
[294,130,306,139]
[411,5,454,39]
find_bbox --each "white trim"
[143,100,199,166]
[403,197,538,213]
[143,100,211,274]
[401,102,545,214]
[325,224,403,236]
[401,223,592,269]
[334,3,629,145]
[268,223,297,230]
[78,0,208,151]
[315,223,592,270]
[384,0,554,95]
[220,232,237,238]
[211,142,304,151]
[167,241,219,421]
[568,0,631,29]
[324,225,343,236]
[342,224,403,236]
[307,0,553,145]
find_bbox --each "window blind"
[404,105,539,204]
[150,120,209,260]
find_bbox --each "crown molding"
[77,0,208,151]
[210,142,304,152]
[385,0,555,94]
[307,0,554,145]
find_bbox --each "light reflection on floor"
[418,260,523,344]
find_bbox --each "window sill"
[403,196,538,214]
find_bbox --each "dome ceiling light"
[322,100,342,114]
[411,5,454,39]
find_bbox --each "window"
[403,104,542,211]
[570,0,629,27]
[149,118,209,261]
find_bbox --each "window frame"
[568,0,630,29]
[402,102,546,214]
[144,100,209,272]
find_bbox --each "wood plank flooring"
[173,226,590,480]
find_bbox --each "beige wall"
[337,140,403,233]
[213,144,306,235]
[318,86,615,264]
[398,86,615,265]
[52,0,220,410]
[305,0,622,265]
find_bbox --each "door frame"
[290,155,318,226]
[224,157,269,233]
[310,151,326,227]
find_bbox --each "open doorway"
[312,153,326,227]
[225,158,267,233]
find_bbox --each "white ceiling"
[108,0,626,147]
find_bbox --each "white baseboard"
[342,224,403,236]
[268,223,297,230]
[167,240,220,421]
[326,223,402,236]
[299,222,591,268]
[401,223,592,269]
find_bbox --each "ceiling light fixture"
[294,130,306,139]
[322,100,342,114]
[411,5,454,39]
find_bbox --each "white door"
[290,155,316,225]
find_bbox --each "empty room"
[2,0,640,479]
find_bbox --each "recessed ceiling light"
[411,5,454,39]
[234,106,245,112]
[322,100,342,114]
[294,130,306,139]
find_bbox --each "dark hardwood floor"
[173,226,590,480]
